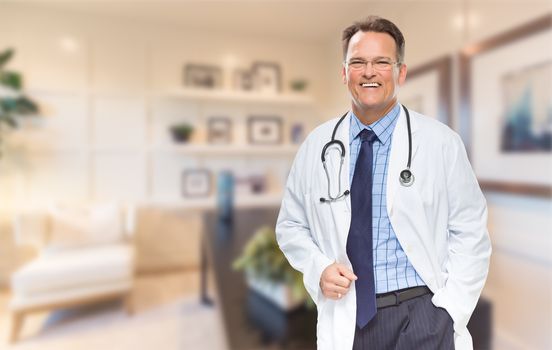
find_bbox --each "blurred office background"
[0,0,550,349]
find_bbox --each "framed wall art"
[207,117,232,144]
[459,14,551,197]
[399,56,452,126]
[182,169,212,197]
[252,62,282,94]
[247,116,283,145]
[233,69,255,91]
[184,64,223,89]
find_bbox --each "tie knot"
[359,129,378,144]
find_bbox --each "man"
[275,16,491,350]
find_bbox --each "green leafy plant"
[233,225,314,308]
[169,122,194,143]
[0,48,39,156]
[289,79,308,92]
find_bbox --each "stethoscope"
[320,104,414,203]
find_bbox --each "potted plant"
[169,122,194,143]
[233,225,313,311]
[0,48,39,157]
[289,79,309,92]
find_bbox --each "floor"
[0,270,228,350]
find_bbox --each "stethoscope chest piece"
[399,169,414,187]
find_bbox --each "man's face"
[341,31,407,118]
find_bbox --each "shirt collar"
[349,103,400,146]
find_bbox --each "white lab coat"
[276,107,492,350]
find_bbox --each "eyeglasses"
[345,58,400,71]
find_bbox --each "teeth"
[361,82,380,87]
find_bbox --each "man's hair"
[342,16,405,63]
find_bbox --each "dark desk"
[201,208,316,350]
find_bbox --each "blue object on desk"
[217,171,234,222]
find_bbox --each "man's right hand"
[319,262,357,300]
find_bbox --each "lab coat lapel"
[324,113,352,256]
[337,113,352,216]
[387,106,419,212]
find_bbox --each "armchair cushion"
[11,243,134,296]
[46,203,124,252]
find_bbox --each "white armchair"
[8,203,136,343]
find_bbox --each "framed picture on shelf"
[247,116,283,145]
[182,169,212,197]
[459,14,552,197]
[233,69,255,91]
[184,64,223,89]
[399,56,452,125]
[252,62,281,94]
[207,117,232,144]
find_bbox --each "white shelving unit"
[149,192,284,210]
[150,144,299,156]
[157,88,314,106]
[147,88,315,208]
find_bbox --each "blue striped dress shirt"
[349,103,425,293]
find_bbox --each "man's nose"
[362,64,376,78]
[363,61,376,75]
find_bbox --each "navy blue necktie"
[347,129,378,329]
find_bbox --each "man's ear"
[398,64,407,86]
[341,65,347,84]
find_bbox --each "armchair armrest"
[124,203,136,238]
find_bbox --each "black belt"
[376,286,432,309]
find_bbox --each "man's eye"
[376,61,391,65]
[349,61,365,68]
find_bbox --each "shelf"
[155,88,314,106]
[148,193,283,209]
[150,144,299,156]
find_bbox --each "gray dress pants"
[352,293,455,350]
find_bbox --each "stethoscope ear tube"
[321,139,346,163]
[320,105,415,203]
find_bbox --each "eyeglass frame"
[343,57,402,72]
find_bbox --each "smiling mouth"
[361,82,381,88]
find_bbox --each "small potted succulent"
[289,79,309,92]
[169,122,194,143]
[233,225,313,310]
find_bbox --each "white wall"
[485,193,552,350]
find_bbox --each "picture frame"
[399,56,452,126]
[184,64,223,89]
[233,69,255,91]
[207,117,232,144]
[459,14,552,197]
[247,116,283,145]
[182,169,212,197]
[252,62,282,94]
